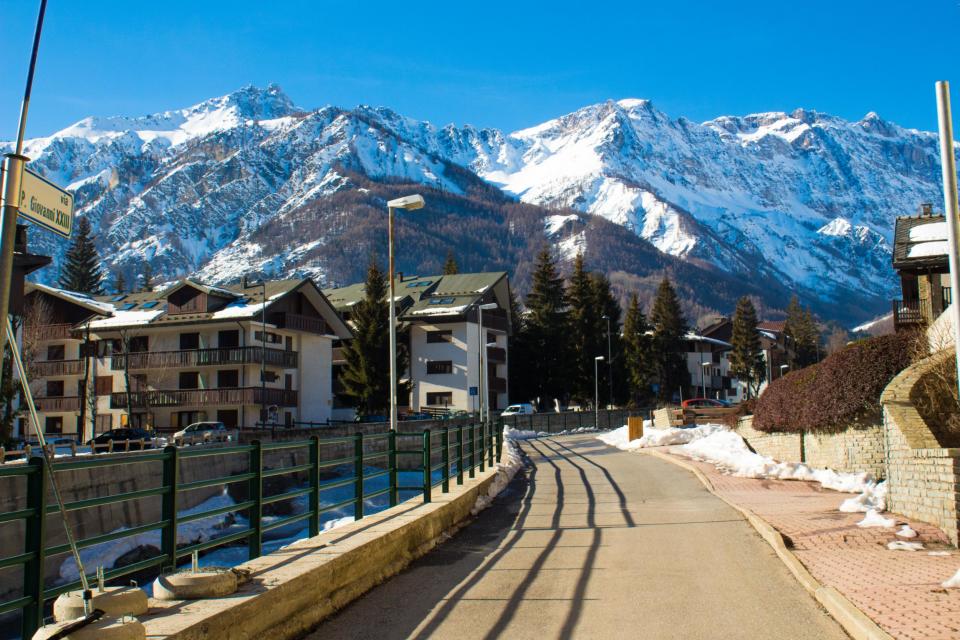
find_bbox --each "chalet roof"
[757,320,786,333]
[162,278,240,299]
[893,214,950,271]
[25,283,115,317]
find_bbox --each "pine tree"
[729,296,765,398]
[442,250,459,275]
[523,246,571,408]
[507,288,534,403]
[649,276,688,402]
[784,296,819,369]
[58,217,103,294]
[623,293,653,406]
[341,257,409,415]
[139,262,154,292]
[566,253,595,404]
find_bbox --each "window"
[217,370,239,388]
[119,302,136,311]
[110,294,127,302]
[429,297,456,305]
[426,330,452,343]
[217,410,238,428]
[285,374,293,390]
[96,414,112,432]
[46,345,65,361]
[284,412,293,426]
[128,336,149,352]
[426,392,453,406]
[254,331,282,344]
[427,360,453,374]
[45,417,63,434]
[285,336,293,351]
[141,300,160,309]
[260,371,278,383]
[218,330,240,348]
[95,377,113,396]
[406,280,432,288]
[46,381,64,397]
[179,372,199,389]
[179,332,200,350]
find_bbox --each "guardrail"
[498,408,648,433]
[0,422,501,638]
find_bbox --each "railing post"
[161,445,179,572]
[22,457,48,640]
[456,425,464,485]
[422,429,431,503]
[496,421,503,462]
[309,435,320,537]
[248,440,263,559]
[388,430,398,507]
[468,423,476,478]
[488,421,495,467]
[441,427,450,493]
[354,433,364,520]
[478,421,485,473]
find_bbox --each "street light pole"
[594,356,604,429]
[702,361,710,399]
[602,314,612,408]
[935,81,960,401]
[386,195,424,432]
[477,303,498,423]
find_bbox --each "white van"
[501,403,536,417]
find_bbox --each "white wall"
[300,333,332,423]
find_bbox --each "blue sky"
[1,0,958,140]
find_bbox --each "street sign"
[17,166,73,238]
[469,386,478,396]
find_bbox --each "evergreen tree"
[442,250,459,275]
[507,288,534,404]
[623,294,653,406]
[784,296,819,369]
[113,270,127,294]
[139,262,154,292]
[566,253,596,404]
[591,271,624,407]
[341,257,409,415]
[729,296,765,398]
[523,246,571,408]
[649,276,688,402]
[58,216,103,294]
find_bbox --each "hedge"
[753,332,916,433]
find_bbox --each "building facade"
[892,205,950,331]
[21,277,351,439]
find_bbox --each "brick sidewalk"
[660,447,960,640]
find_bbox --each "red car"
[681,398,731,409]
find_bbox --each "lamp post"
[386,195,425,432]
[247,277,267,426]
[594,356,604,429]
[602,314,612,408]
[701,361,711,399]
[477,302,498,423]
[780,364,789,378]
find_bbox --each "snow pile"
[896,525,918,539]
[944,569,960,588]
[679,431,875,494]
[471,429,525,514]
[597,421,721,451]
[887,540,924,552]
[839,481,887,513]
[929,551,952,557]
[857,509,895,528]
[504,428,540,441]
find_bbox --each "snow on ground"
[896,525,918,538]
[597,421,722,450]
[887,541,924,552]
[471,428,526,514]
[857,509,896,528]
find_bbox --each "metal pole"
[0,0,48,358]
[936,81,960,401]
[604,315,612,407]
[478,305,485,423]
[261,281,266,426]
[388,206,397,432]
[594,358,599,430]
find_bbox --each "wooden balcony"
[892,298,927,331]
[31,323,76,341]
[34,396,80,412]
[331,346,346,364]
[110,346,298,371]
[486,346,506,363]
[33,359,83,377]
[110,387,298,409]
[275,312,326,334]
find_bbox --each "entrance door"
[216,410,239,428]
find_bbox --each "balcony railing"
[892,298,926,329]
[34,396,80,412]
[110,387,298,409]
[276,313,326,334]
[110,346,298,371]
[30,323,75,342]
[32,359,83,377]
[486,346,506,363]
[331,346,346,364]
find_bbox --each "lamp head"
[387,194,425,210]
[479,303,497,310]
[595,356,605,361]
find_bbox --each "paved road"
[304,435,848,639]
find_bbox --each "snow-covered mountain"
[3,85,947,324]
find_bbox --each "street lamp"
[780,364,789,378]
[701,361,711,399]
[602,314,612,408]
[594,356,604,429]
[477,302,498,423]
[387,194,425,432]
[247,276,268,426]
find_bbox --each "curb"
[641,448,894,640]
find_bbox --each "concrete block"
[53,587,148,622]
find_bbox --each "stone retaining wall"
[880,349,960,545]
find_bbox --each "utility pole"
[602,314,612,408]
[936,81,960,401]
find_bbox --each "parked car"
[681,398,731,409]
[501,403,536,417]
[399,412,432,421]
[173,421,229,445]
[87,428,156,450]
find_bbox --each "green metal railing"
[0,423,501,639]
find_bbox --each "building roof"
[757,320,786,333]
[25,282,115,317]
[893,213,950,271]
[683,332,732,349]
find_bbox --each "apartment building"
[22,277,351,439]
[324,272,512,417]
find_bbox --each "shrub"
[753,332,916,433]
[911,349,960,447]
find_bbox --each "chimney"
[921,203,933,217]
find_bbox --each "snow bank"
[504,428,540,441]
[597,421,722,451]
[887,540,924,551]
[839,481,887,513]
[471,429,525,514]
[857,509,895,528]
[896,525,918,539]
